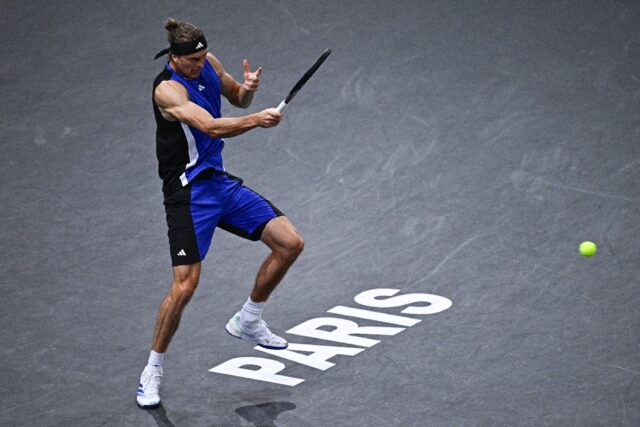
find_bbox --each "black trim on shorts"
[194,168,243,185]
[224,171,244,185]
[163,182,202,266]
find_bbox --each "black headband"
[154,35,208,60]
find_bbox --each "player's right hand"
[256,108,282,128]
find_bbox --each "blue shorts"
[163,170,283,266]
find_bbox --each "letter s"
[354,288,452,315]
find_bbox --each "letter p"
[209,357,304,386]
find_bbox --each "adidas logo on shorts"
[177,249,187,256]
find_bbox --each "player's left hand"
[242,59,262,92]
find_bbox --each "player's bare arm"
[207,53,259,109]
[154,80,281,138]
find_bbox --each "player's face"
[173,50,208,80]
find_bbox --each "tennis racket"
[276,48,332,113]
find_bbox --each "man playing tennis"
[137,18,304,409]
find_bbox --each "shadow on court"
[143,405,176,427]
[235,401,297,426]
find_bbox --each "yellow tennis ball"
[579,241,597,257]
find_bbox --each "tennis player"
[137,18,304,408]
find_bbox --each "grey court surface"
[2,1,639,426]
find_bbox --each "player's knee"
[285,233,304,260]
[172,276,199,305]
[293,234,305,255]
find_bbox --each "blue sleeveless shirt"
[152,59,226,193]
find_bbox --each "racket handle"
[276,100,288,113]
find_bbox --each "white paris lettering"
[209,288,452,386]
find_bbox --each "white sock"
[147,350,164,368]
[240,297,264,324]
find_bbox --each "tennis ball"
[579,241,597,257]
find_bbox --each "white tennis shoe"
[225,312,288,350]
[137,365,162,408]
